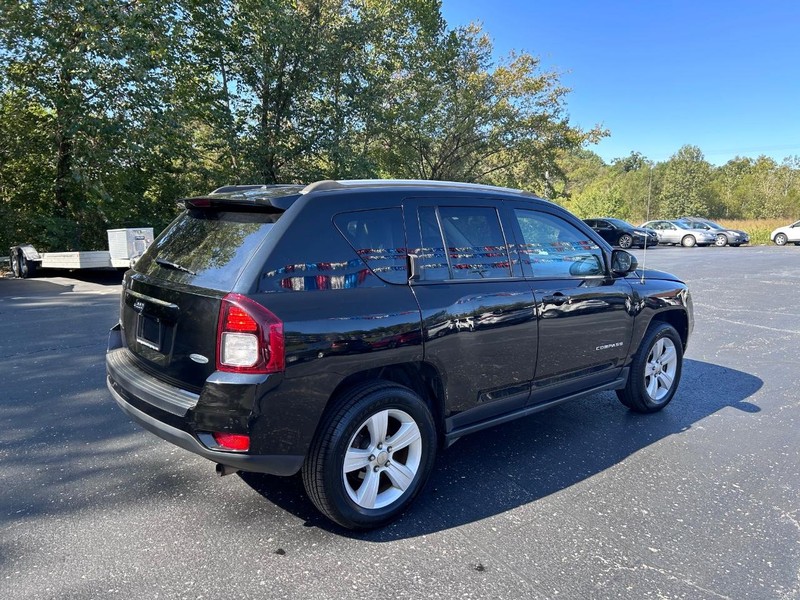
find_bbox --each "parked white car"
[771,220,800,246]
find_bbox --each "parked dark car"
[583,218,658,249]
[106,180,693,529]
[679,217,750,247]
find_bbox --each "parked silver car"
[640,219,717,247]
[771,220,800,246]
[679,217,750,247]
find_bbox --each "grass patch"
[718,219,788,246]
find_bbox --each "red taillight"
[216,293,284,374]
[225,305,259,332]
[212,432,250,451]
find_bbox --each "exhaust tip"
[215,463,240,477]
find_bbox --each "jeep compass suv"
[107,180,693,529]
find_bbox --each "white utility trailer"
[9,228,154,278]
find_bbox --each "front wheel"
[617,322,683,413]
[774,233,788,246]
[617,234,633,249]
[681,235,696,247]
[715,234,728,247]
[302,381,437,530]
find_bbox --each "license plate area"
[136,314,162,351]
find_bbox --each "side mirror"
[611,249,638,276]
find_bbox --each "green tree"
[0,92,55,248]
[569,176,630,220]
[0,0,185,250]
[555,148,609,201]
[374,23,605,193]
[658,145,713,217]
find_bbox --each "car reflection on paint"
[583,218,659,249]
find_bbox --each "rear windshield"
[135,209,281,291]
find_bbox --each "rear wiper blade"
[155,258,196,276]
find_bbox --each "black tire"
[617,234,633,249]
[714,234,728,247]
[681,235,696,247]
[617,322,683,413]
[19,256,36,278]
[774,233,788,246]
[302,381,437,530]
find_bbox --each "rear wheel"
[302,381,437,530]
[715,234,728,247]
[617,234,633,249]
[617,322,683,413]
[774,233,788,246]
[681,235,696,247]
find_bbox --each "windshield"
[701,220,725,230]
[606,218,635,228]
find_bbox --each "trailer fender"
[9,244,41,278]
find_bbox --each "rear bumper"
[107,378,303,475]
[106,325,303,476]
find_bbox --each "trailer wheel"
[10,251,21,278]
[19,254,36,278]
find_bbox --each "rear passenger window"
[416,206,512,281]
[334,208,407,284]
[515,210,604,278]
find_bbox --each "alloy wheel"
[644,337,678,402]
[342,408,423,510]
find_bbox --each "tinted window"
[136,209,280,291]
[515,210,604,278]
[417,206,451,281]
[334,208,407,284]
[417,206,512,281]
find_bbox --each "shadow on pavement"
[0,272,764,543]
[240,358,762,539]
[1,269,123,291]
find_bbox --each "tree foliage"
[1,1,797,254]
[1,0,605,251]
[558,147,800,224]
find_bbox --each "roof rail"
[300,178,531,196]
[300,180,344,194]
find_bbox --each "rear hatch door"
[121,197,293,391]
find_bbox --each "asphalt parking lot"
[1,246,798,600]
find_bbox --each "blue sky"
[440,0,800,166]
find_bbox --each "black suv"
[106,180,693,529]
